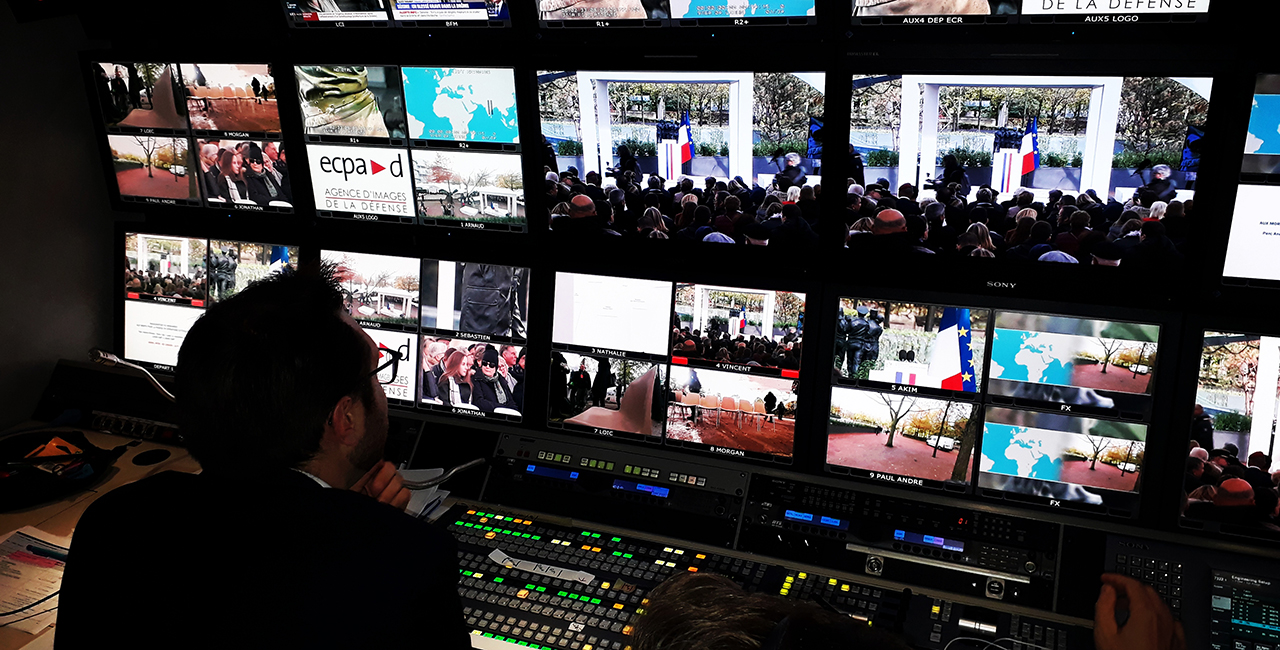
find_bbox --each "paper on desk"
[0,527,70,634]
[400,468,443,519]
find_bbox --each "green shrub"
[864,149,899,167]
[1213,412,1252,433]
[753,138,810,158]
[696,143,718,157]
[718,143,730,156]
[942,147,992,168]
[1113,150,1181,169]
[615,138,656,157]
[556,140,583,155]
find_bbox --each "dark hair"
[176,264,374,473]
[632,572,909,650]
[1186,457,1204,473]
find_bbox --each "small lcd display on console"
[1210,570,1280,650]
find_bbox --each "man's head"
[569,195,596,219]
[1153,164,1172,180]
[585,171,601,186]
[480,347,499,378]
[1225,443,1240,457]
[1214,479,1255,507]
[784,152,801,168]
[1249,452,1272,472]
[177,265,386,485]
[872,210,907,235]
[1186,457,1204,478]
[501,345,519,368]
[1140,220,1166,241]
[425,341,448,367]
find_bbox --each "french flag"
[928,308,977,392]
[1020,118,1041,176]
[679,111,694,164]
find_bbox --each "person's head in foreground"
[630,572,910,650]
[177,263,403,504]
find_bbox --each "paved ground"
[1059,459,1140,492]
[1072,362,1151,394]
[116,166,194,199]
[666,409,794,456]
[826,427,968,481]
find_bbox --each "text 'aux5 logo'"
[319,152,405,181]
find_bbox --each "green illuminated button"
[605,462,615,471]
[494,577,503,583]
[590,598,601,604]
[557,591,568,597]
[611,537,622,542]
[624,465,633,473]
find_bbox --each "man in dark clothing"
[542,135,559,174]
[551,195,620,237]
[57,269,470,650]
[1245,453,1274,494]
[768,204,818,250]
[458,263,528,339]
[848,147,866,187]
[1190,404,1215,450]
[777,152,807,191]
[591,358,615,408]
[1146,164,1177,203]
[570,361,592,411]
[581,172,607,202]
[1123,220,1184,268]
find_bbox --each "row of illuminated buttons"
[624,465,660,479]
[578,458,617,471]
[538,451,574,464]
[667,472,706,487]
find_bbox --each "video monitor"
[539,70,824,245]
[665,365,796,459]
[391,0,511,25]
[670,284,804,376]
[987,311,1159,418]
[1209,570,1280,649]
[403,66,525,231]
[827,386,978,490]
[1022,0,1210,23]
[833,299,989,398]
[93,61,200,207]
[852,0,1018,25]
[281,0,390,27]
[421,337,526,420]
[1225,75,1280,286]
[979,406,1146,513]
[367,328,418,406]
[845,74,1211,265]
[1182,332,1280,536]
[322,250,420,332]
[549,273,673,439]
[123,233,298,371]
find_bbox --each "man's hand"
[1094,573,1185,650]
[351,460,411,511]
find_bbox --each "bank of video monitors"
[123,233,298,372]
[419,260,530,421]
[1225,75,1280,287]
[281,0,391,27]
[297,65,526,231]
[851,0,1207,25]
[1182,332,1280,537]
[322,249,532,419]
[540,71,824,245]
[846,73,1210,265]
[549,272,805,461]
[822,297,1160,515]
[92,61,293,213]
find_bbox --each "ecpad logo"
[319,153,404,180]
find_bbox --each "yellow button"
[592,547,602,553]
[614,603,625,609]
[641,599,650,606]
[780,589,789,595]
[829,578,837,585]
[467,510,476,515]
[798,572,807,579]
[841,585,850,592]
[484,532,496,540]
[601,582,611,590]
[582,545,593,551]
[696,554,706,560]
[479,517,489,523]
[622,626,633,636]
[517,589,530,598]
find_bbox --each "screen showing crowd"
[124,233,297,371]
[1224,75,1280,285]
[539,71,825,247]
[844,74,1209,266]
[1183,332,1280,536]
[94,62,292,212]
[297,65,525,231]
[549,272,804,459]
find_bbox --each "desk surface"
[0,426,200,650]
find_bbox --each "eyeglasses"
[369,345,408,386]
[481,360,498,369]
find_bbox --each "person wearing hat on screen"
[244,143,289,207]
[473,346,515,414]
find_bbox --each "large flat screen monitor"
[124,233,298,371]
[93,61,293,213]
[549,272,805,460]
[1224,75,1280,286]
[539,70,824,246]
[298,65,526,231]
[846,73,1210,266]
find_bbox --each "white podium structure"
[896,75,1124,197]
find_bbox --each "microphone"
[768,148,785,163]
[89,348,177,403]
[402,457,486,491]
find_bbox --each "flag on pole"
[928,308,978,393]
[1020,118,1041,176]
[679,111,694,164]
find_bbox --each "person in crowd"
[938,153,971,198]
[570,360,592,411]
[591,357,615,408]
[1191,405,1215,450]
[421,341,449,401]
[1147,164,1177,203]
[215,149,247,203]
[244,143,289,207]
[437,349,475,408]
[472,347,515,413]
[198,143,221,199]
[777,152,807,190]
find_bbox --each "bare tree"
[950,411,980,483]
[1096,338,1124,374]
[1084,436,1114,471]
[877,393,920,448]
[134,136,158,178]
[931,401,952,458]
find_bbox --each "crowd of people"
[124,264,206,301]
[196,139,292,207]
[420,341,525,414]
[1183,407,1280,532]
[541,143,1190,267]
[670,325,803,372]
